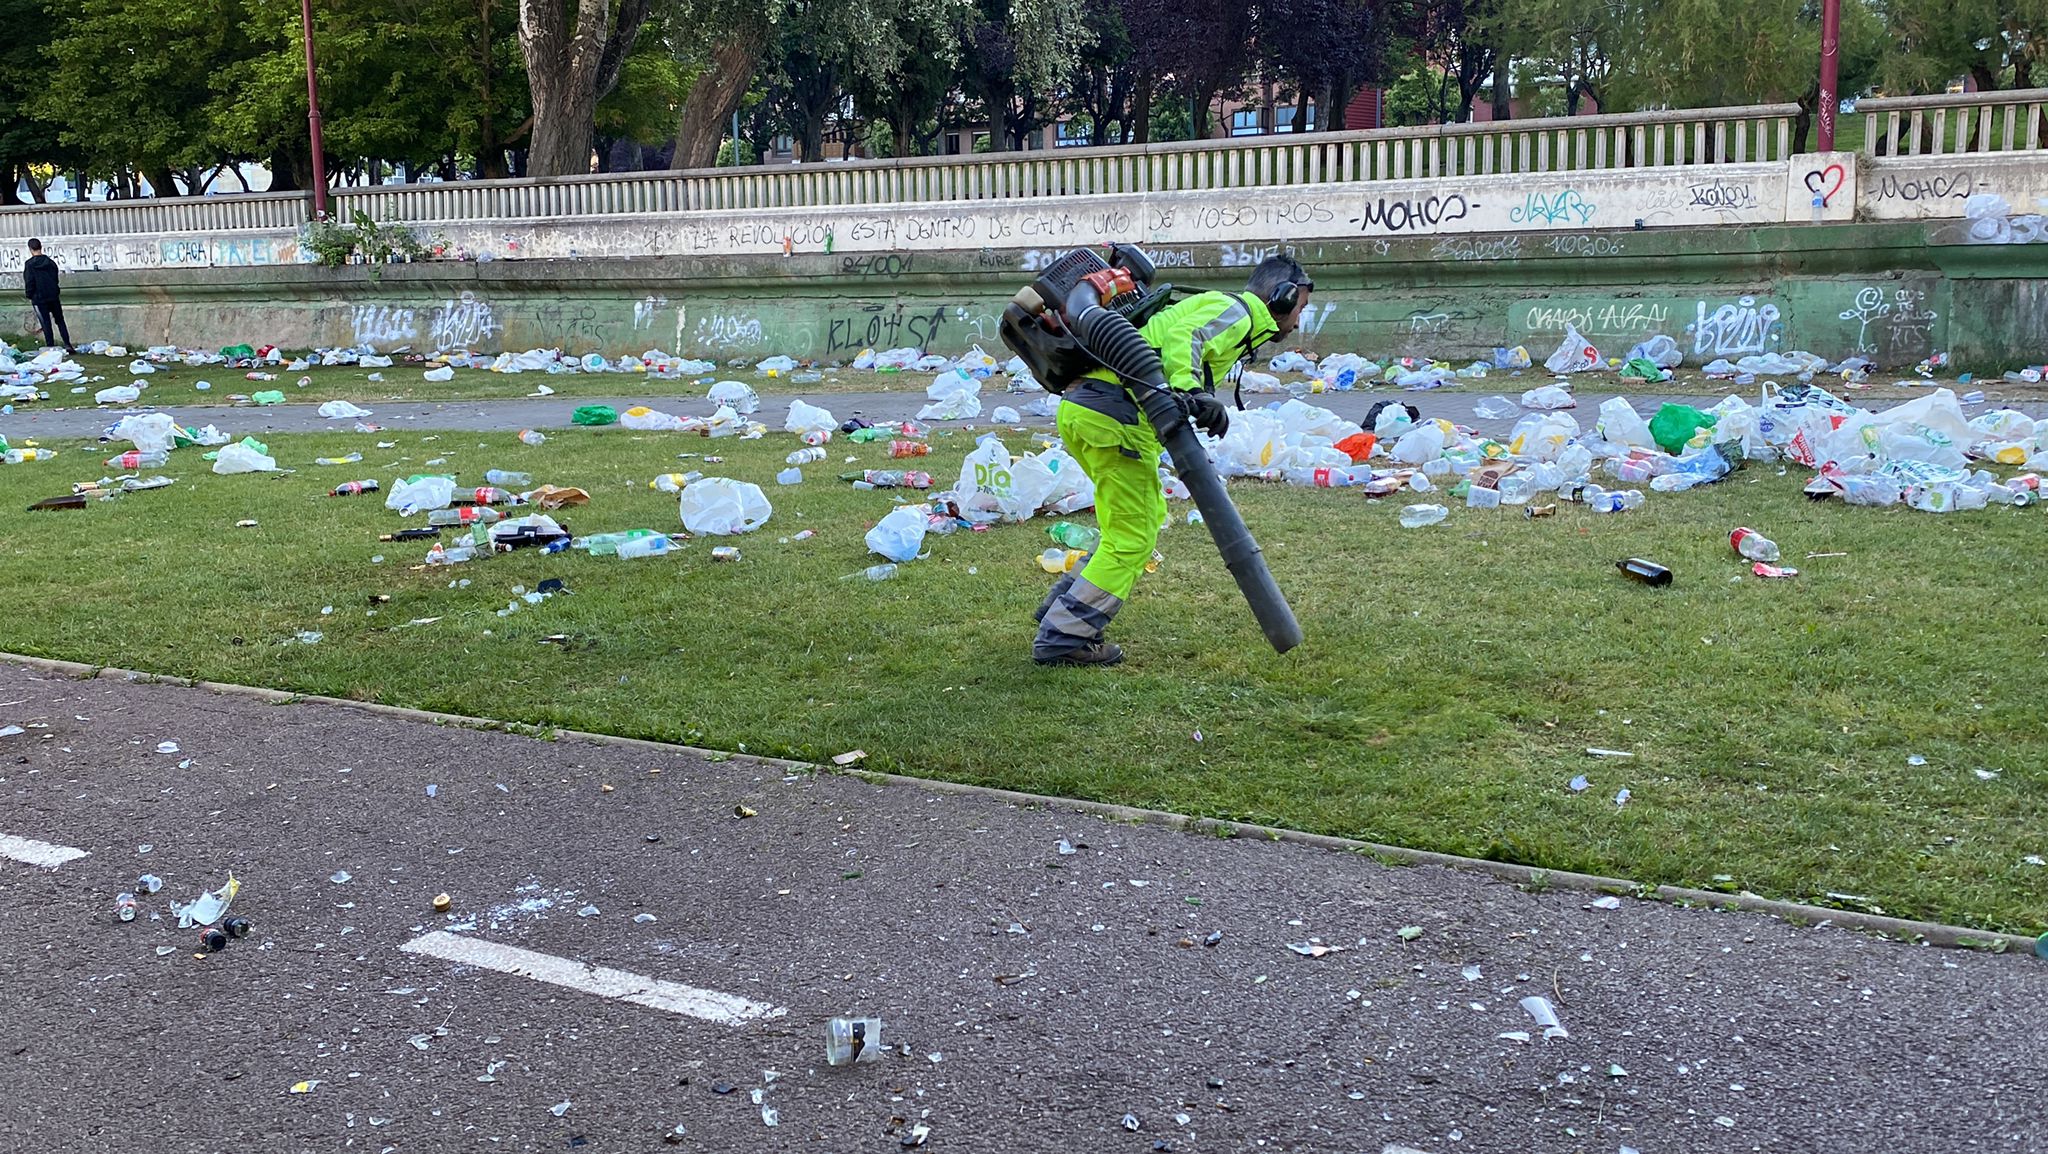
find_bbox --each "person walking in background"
[22,239,74,354]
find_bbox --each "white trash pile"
[1198,384,2046,516]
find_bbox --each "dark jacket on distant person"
[23,254,61,305]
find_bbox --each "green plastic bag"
[251,390,287,406]
[1649,403,1717,454]
[1619,357,1664,383]
[571,405,619,426]
[220,344,255,358]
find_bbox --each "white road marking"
[399,931,786,1026]
[0,834,90,869]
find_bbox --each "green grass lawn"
[2,422,2043,934]
[22,354,2034,409]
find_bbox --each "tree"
[1068,2,1136,144]
[518,0,655,176]
[1122,0,1254,138]
[841,5,961,157]
[0,0,70,204]
[1881,0,2046,93]
[1259,0,1398,133]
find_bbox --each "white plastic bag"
[1596,397,1656,449]
[955,435,1014,512]
[1542,325,1601,374]
[1507,412,1581,460]
[755,355,797,374]
[783,399,836,436]
[991,405,1022,424]
[620,406,687,431]
[319,400,372,418]
[211,443,278,474]
[864,505,927,562]
[386,475,454,513]
[1626,334,1683,368]
[111,413,178,453]
[679,477,772,534]
[1390,421,1448,465]
[1521,384,1577,410]
[94,385,141,405]
[706,380,760,415]
[1473,395,1519,421]
[917,370,982,421]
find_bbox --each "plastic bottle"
[845,470,932,489]
[616,534,675,559]
[848,428,884,443]
[1729,527,1780,563]
[1046,521,1101,551]
[518,429,546,446]
[428,506,503,526]
[578,529,657,556]
[1285,466,1355,488]
[1589,489,1644,514]
[4,448,54,463]
[106,449,167,469]
[1038,547,1087,574]
[453,487,522,506]
[786,447,827,465]
[800,430,832,447]
[1466,484,1502,509]
[776,467,804,485]
[485,469,532,487]
[115,892,138,922]
[889,440,931,458]
[1399,503,1449,528]
[330,480,380,497]
[845,563,898,582]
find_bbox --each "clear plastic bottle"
[115,892,138,922]
[786,447,827,466]
[825,1017,884,1066]
[106,449,167,469]
[4,448,54,463]
[1729,528,1780,562]
[453,486,521,506]
[578,529,657,556]
[776,467,804,485]
[329,480,380,497]
[485,470,532,487]
[427,506,503,526]
[616,534,675,559]
[845,470,932,489]
[1466,484,1502,509]
[1591,489,1645,513]
[518,429,546,446]
[1399,503,1449,528]
[847,563,898,582]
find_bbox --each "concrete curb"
[7,652,2038,959]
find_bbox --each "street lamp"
[302,0,330,219]
[1817,0,1841,151]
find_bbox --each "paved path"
[10,387,2048,443]
[1,660,2042,1153]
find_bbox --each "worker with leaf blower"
[1028,254,1314,666]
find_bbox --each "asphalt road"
[11,386,2048,444]
[2,661,2043,1154]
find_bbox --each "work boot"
[1034,640,1124,667]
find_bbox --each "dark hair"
[27,238,42,251]
[1245,254,1306,305]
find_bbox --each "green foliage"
[300,211,434,267]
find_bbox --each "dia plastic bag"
[864,505,928,562]
[680,477,772,534]
[1542,325,1601,374]
[386,474,455,513]
[954,435,1014,510]
[211,442,278,474]
[784,399,836,436]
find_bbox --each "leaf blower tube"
[1062,282,1304,654]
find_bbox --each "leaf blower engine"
[998,244,1303,654]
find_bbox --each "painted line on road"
[399,931,786,1026]
[0,833,90,869]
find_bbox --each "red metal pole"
[301,0,329,219]
[1817,0,1842,151]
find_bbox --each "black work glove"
[1179,390,1230,439]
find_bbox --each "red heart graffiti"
[1804,163,1846,207]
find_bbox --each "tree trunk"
[1491,54,1512,120]
[2016,56,2032,90]
[1969,64,1999,92]
[146,166,181,198]
[1133,73,1152,144]
[983,77,1013,152]
[673,32,764,170]
[519,0,653,177]
[0,164,19,206]
[1292,83,1312,132]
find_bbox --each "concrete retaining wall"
[12,218,2043,371]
